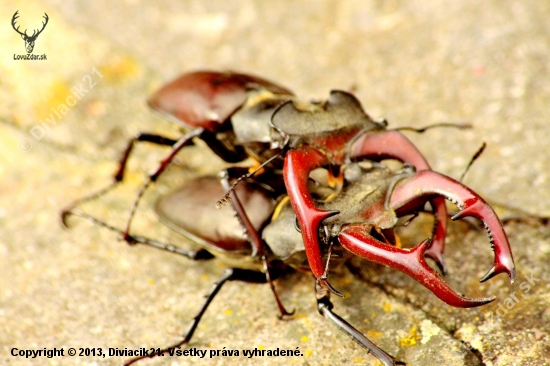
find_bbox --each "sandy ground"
[1,1,550,365]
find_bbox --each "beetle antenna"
[66,208,213,260]
[459,142,486,182]
[216,151,284,209]
[396,122,472,133]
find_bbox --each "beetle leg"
[284,145,340,290]
[114,133,181,181]
[200,129,247,163]
[350,129,448,273]
[218,169,264,257]
[124,268,292,365]
[218,169,294,318]
[390,171,516,284]
[316,291,405,365]
[262,256,295,319]
[60,132,180,227]
[61,183,118,227]
[123,128,204,242]
[339,228,495,307]
[124,268,261,366]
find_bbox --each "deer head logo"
[12,11,49,54]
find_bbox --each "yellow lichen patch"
[224,309,232,316]
[300,335,309,343]
[304,349,312,357]
[455,323,484,352]
[419,319,440,344]
[98,55,141,84]
[34,79,72,122]
[147,279,155,286]
[383,302,392,312]
[399,326,422,347]
[124,170,147,186]
[257,345,264,351]
[367,330,383,338]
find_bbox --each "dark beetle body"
[148,71,294,163]
[145,71,458,287]
[156,176,276,270]
[156,163,399,271]
[156,159,511,309]
[63,70,517,366]
[151,156,514,365]
[148,72,384,165]
[67,70,478,290]
[148,71,293,133]
[148,71,386,172]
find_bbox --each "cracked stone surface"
[1,1,549,365]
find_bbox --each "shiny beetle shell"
[148,71,293,132]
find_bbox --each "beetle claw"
[297,207,339,281]
[284,146,333,280]
[423,200,448,274]
[390,171,516,285]
[339,229,495,307]
[351,129,449,275]
[424,243,447,275]
[317,277,345,298]
[480,265,498,283]
[452,198,516,283]
[60,209,72,228]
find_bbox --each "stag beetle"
[62,72,292,248]
[108,157,513,366]
[61,71,516,365]
[63,71,509,294]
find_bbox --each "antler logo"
[12,10,49,54]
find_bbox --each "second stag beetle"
[62,70,515,293]
[119,157,512,365]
